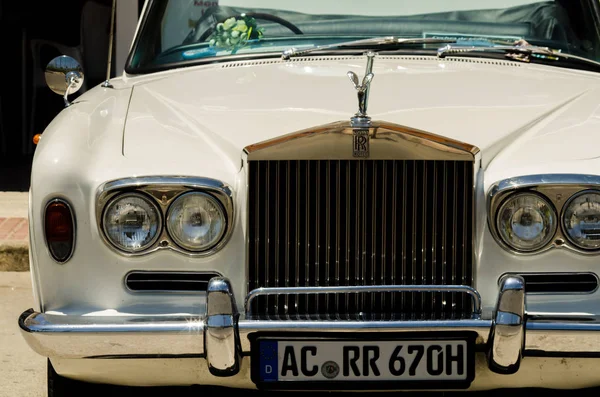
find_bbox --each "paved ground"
[0,192,29,272]
[0,272,44,396]
[0,191,28,246]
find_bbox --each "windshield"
[127,0,600,73]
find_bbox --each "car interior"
[184,1,594,57]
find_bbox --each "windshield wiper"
[281,36,457,60]
[437,41,600,70]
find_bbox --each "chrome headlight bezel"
[166,191,228,252]
[101,192,163,253]
[561,189,600,252]
[488,174,600,256]
[97,176,234,257]
[495,192,557,253]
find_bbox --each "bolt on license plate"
[252,336,474,390]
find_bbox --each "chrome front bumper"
[19,276,600,381]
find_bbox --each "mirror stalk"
[102,0,117,88]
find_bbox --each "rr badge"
[353,129,369,158]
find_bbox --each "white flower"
[231,30,240,38]
[223,17,236,30]
[233,23,248,33]
[216,22,224,32]
[209,39,215,46]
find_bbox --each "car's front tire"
[47,359,86,397]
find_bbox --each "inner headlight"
[102,193,161,252]
[496,192,557,252]
[563,191,600,250]
[166,192,226,252]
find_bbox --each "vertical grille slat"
[391,161,397,318]
[462,163,470,318]
[421,162,427,320]
[284,161,290,318]
[335,160,341,318]
[401,161,407,319]
[381,162,387,317]
[431,161,438,317]
[248,159,474,320]
[441,162,448,319]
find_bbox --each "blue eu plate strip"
[259,341,278,382]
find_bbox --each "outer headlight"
[102,193,161,253]
[496,192,557,252]
[166,192,226,252]
[562,191,600,250]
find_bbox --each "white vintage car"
[18,0,600,395]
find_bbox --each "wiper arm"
[281,36,457,60]
[437,41,600,69]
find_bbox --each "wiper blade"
[437,41,600,69]
[281,36,457,60]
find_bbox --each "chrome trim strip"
[43,198,76,264]
[95,176,234,257]
[244,285,482,319]
[487,174,600,256]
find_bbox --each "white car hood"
[123,55,600,184]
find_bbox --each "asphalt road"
[2,272,599,397]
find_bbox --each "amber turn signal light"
[33,134,41,145]
[44,200,75,262]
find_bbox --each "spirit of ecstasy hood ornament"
[348,51,376,128]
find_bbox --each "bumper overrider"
[18,276,600,388]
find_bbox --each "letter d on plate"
[260,341,278,381]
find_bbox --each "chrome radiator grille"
[247,160,474,320]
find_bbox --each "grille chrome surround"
[244,121,478,321]
[245,285,483,319]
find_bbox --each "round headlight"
[166,192,226,252]
[496,193,557,252]
[102,193,161,253]
[563,191,600,250]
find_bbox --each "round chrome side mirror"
[45,56,85,107]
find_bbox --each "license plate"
[252,337,474,389]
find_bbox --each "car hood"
[123,56,600,185]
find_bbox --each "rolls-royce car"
[19,0,600,395]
